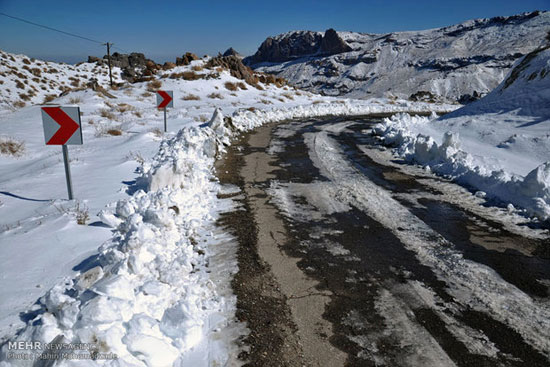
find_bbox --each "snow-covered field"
[373,46,550,221]
[0,50,455,366]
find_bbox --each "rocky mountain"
[245,11,550,102]
[222,47,242,57]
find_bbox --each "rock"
[458,90,483,104]
[245,29,352,65]
[223,47,241,57]
[176,52,199,66]
[206,55,256,83]
[105,52,129,68]
[122,66,137,80]
[88,56,102,64]
[245,31,323,64]
[128,52,146,67]
[320,29,352,55]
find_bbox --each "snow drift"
[374,46,550,221]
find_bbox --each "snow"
[373,47,550,221]
[0,49,457,366]
[0,50,124,114]
[253,11,550,100]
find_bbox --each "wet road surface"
[216,116,550,367]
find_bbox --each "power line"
[0,12,104,45]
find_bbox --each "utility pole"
[104,42,113,88]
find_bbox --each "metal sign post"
[41,106,83,200]
[62,145,74,200]
[156,90,173,132]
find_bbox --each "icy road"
[217,116,550,367]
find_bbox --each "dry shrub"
[182,71,202,80]
[259,99,272,105]
[149,128,163,138]
[196,115,209,122]
[75,202,89,225]
[141,91,153,97]
[133,110,142,118]
[224,82,238,91]
[146,80,162,91]
[69,97,81,104]
[253,83,264,91]
[15,80,25,89]
[117,103,135,113]
[19,93,30,101]
[182,94,200,101]
[191,65,203,72]
[13,101,26,108]
[22,58,31,65]
[30,68,41,77]
[70,79,80,87]
[281,92,294,100]
[0,136,25,156]
[247,107,256,112]
[207,92,223,99]
[236,82,247,90]
[99,109,115,120]
[107,128,122,136]
[43,94,56,103]
[312,100,324,104]
[127,151,145,164]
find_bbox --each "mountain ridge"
[245,11,550,102]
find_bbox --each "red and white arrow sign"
[41,106,83,145]
[156,90,174,109]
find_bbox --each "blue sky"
[0,0,548,63]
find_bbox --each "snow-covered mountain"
[374,45,550,220]
[246,11,550,102]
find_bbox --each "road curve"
[216,116,550,367]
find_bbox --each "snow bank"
[230,98,454,132]
[0,124,228,366]
[374,113,550,221]
[373,47,550,221]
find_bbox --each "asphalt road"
[216,116,550,367]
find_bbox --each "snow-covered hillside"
[247,11,550,101]
[0,50,123,113]
[0,49,455,366]
[374,46,550,221]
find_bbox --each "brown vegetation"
[99,109,115,120]
[146,80,162,91]
[207,92,224,99]
[0,137,25,156]
[224,82,238,91]
[182,94,201,101]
